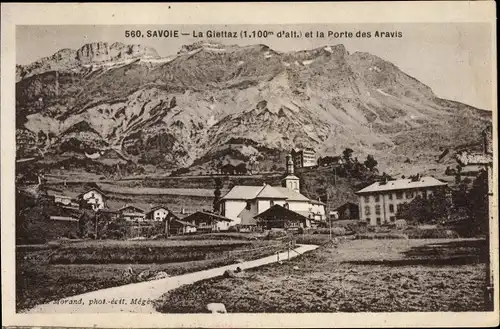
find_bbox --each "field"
[16,237,288,312]
[155,238,489,313]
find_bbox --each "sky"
[16,23,493,110]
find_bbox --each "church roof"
[256,185,287,199]
[282,174,300,180]
[273,187,309,202]
[221,185,265,200]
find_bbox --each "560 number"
[125,30,143,38]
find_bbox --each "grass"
[16,237,287,312]
[155,238,489,313]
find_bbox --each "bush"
[356,233,408,240]
[406,228,460,239]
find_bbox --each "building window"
[366,218,370,223]
[91,193,95,197]
[388,194,393,200]
[245,201,251,210]
[390,216,396,222]
[389,204,394,213]
[364,196,369,203]
[396,192,403,199]
[270,200,275,207]
[364,206,371,216]
[397,204,403,213]
[376,218,381,225]
[375,205,381,215]
[374,195,380,202]
[406,191,414,199]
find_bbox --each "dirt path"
[25,244,319,314]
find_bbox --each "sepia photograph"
[1,2,498,328]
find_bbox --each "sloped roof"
[355,176,447,194]
[256,185,287,199]
[310,199,326,205]
[118,204,146,213]
[221,185,265,200]
[183,211,233,223]
[255,204,308,221]
[273,187,309,202]
[172,219,197,227]
[282,174,300,181]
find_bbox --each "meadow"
[16,237,287,312]
[155,238,489,313]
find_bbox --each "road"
[25,244,319,314]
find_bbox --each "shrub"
[406,228,460,239]
[356,233,408,240]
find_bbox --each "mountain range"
[16,41,491,175]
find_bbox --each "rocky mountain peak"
[76,41,159,63]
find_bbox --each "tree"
[398,190,450,224]
[342,148,354,164]
[364,155,378,171]
[235,163,247,175]
[213,177,223,213]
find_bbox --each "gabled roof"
[255,204,308,221]
[183,211,233,223]
[282,174,300,181]
[273,187,309,202]
[334,202,358,210]
[118,204,145,213]
[256,185,287,199]
[146,205,171,215]
[355,176,447,194]
[78,187,108,198]
[221,185,265,200]
[310,199,326,205]
[172,219,197,227]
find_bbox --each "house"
[318,156,343,167]
[169,219,197,235]
[50,192,80,210]
[145,206,175,222]
[355,175,448,226]
[334,202,359,221]
[291,148,316,168]
[182,211,233,232]
[255,204,310,230]
[77,187,107,211]
[220,154,326,227]
[118,204,146,222]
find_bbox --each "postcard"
[1,2,498,328]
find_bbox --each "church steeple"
[283,154,300,192]
[286,154,294,174]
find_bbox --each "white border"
[1,2,498,328]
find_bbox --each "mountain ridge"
[16,41,491,175]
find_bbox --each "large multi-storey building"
[291,148,317,168]
[355,175,448,226]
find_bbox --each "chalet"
[77,187,107,211]
[118,204,146,222]
[355,175,448,225]
[255,204,310,230]
[169,219,197,235]
[334,202,359,220]
[145,206,175,222]
[220,154,326,226]
[182,211,233,232]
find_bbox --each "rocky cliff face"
[16,41,491,174]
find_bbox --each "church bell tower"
[282,154,300,192]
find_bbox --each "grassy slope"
[155,238,488,313]
[16,238,287,312]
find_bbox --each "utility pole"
[455,126,494,310]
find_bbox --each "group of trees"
[396,169,489,236]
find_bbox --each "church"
[219,154,326,230]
